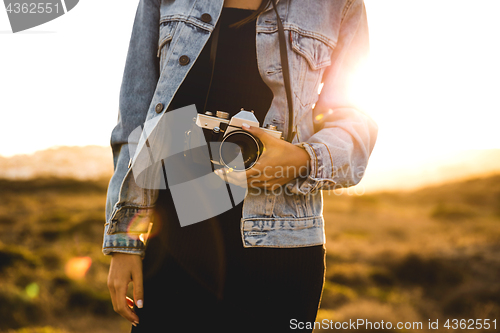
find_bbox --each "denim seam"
[105,232,144,236]
[257,23,337,49]
[106,167,134,234]
[106,203,155,235]
[242,223,322,232]
[160,15,214,32]
[103,245,144,249]
[159,3,197,78]
[242,215,322,222]
[291,33,333,70]
[293,84,312,109]
[306,142,319,178]
[295,124,301,143]
[157,33,172,58]
[161,21,185,78]
[295,102,314,125]
[102,246,145,254]
[341,0,356,23]
[242,241,324,249]
[111,203,156,212]
[321,142,334,180]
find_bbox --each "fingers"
[126,296,134,308]
[214,166,290,190]
[108,253,142,327]
[241,123,274,144]
[132,265,144,310]
[215,166,272,187]
[114,280,140,326]
[214,168,248,188]
[107,275,117,316]
[245,160,265,178]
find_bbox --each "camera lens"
[220,130,262,171]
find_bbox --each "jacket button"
[155,103,164,113]
[179,55,190,66]
[201,13,212,23]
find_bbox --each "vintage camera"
[194,109,282,171]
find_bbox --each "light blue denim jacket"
[102,0,378,257]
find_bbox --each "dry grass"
[0,175,499,332]
[0,178,125,333]
[317,174,500,332]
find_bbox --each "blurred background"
[0,0,499,332]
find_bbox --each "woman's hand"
[107,253,143,327]
[215,123,310,190]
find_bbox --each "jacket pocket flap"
[291,30,335,71]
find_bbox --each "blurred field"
[0,175,499,332]
[318,174,500,332]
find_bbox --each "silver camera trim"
[195,110,282,139]
[194,109,283,171]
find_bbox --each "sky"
[1,0,499,175]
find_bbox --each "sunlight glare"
[65,256,92,280]
[25,282,40,298]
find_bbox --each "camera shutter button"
[265,124,278,131]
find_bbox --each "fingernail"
[132,322,137,327]
[137,300,143,308]
[242,123,250,129]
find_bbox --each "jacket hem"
[240,215,326,247]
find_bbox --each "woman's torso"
[107,0,357,250]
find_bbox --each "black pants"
[131,189,325,333]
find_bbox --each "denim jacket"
[102,0,378,257]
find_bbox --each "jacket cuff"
[288,142,336,195]
[102,205,155,257]
[102,234,146,257]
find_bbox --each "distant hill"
[360,149,500,192]
[0,146,499,192]
[0,146,113,180]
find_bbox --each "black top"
[168,7,274,122]
[160,8,274,223]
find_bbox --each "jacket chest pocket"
[157,22,176,71]
[290,30,335,108]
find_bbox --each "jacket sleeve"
[292,0,378,194]
[102,0,160,256]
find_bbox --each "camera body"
[195,109,282,171]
